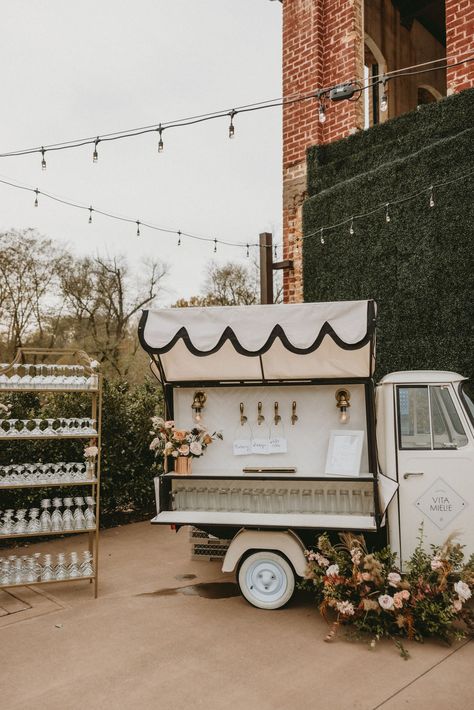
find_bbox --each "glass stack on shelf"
[0,349,102,597]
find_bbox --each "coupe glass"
[27,508,41,533]
[289,489,300,514]
[2,509,15,534]
[68,551,81,577]
[62,498,74,531]
[363,490,374,515]
[14,509,27,534]
[84,497,96,529]
[51,498,63,532]
[40,499,52,532]
[73,497,86,530]
[54,553,69,580]
[80,550,94,577]
[41,554,54,581]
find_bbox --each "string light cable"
[0,173,281,254]
[0,54,472,161]
[300,168,474,246]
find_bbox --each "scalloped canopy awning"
[138,300,376,383]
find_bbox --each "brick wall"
[282,0,364,303]
[282,0,474,303]
[446,0,474,93]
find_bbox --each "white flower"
[164,420,175,428]
[149,438,161,451]
[84,445,98,459]
[431,556,443,571]
[350,548,362,565]
[326,564,339,578]
[336,600,355,616]
[454,580,472,603]
[314,553,330,567]
[151,416,165,429]
[90,360,99,369]
[378,594,395,611]
[387,572,401,588]
[190,441,202,456]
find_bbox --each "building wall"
[446,0,474,93]
[281,0,473,303]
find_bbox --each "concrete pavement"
[1,521,472,710]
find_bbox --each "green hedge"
[0,381,162,517]
[303,89,474,383]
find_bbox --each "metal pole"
[259,232,274,304]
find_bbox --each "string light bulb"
[380,77,388,113]
[318,101,326,124]
[429,186,435,208]
[88,206,93,224]
[349,217,354,236]
[93,138,99,163]
[41,148,46,171]
[246,243,250,258]
[274,244,277,260]
[136,220,141,237]
[213,238,217,253]
[228,110,236,139]
[320,228,325,244]
[385,203,391,223]
[34,189,39,207]
[177,230,181,246]
[157,124,164,153]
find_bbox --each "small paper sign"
[251,438,270,455]
[233,439,252,456]
[268,437,288,454]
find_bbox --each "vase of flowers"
[84,445,99,479]
[149,417,222,474]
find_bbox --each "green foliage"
[0,381,162,519]
[303,89,474,384]
[302,530,474,657]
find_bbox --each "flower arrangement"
[302,528,474,658]
[149,417,223,460]
[84,445,99,462]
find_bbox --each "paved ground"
[1,521,473,710]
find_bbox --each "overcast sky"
[1,0,282,303]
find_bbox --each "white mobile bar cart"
[139,301,474,609]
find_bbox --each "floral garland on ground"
[149,417,223,460]
[301,529,474,658]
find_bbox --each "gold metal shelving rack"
[0,348,102,597]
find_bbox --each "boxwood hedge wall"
[303,89,474,383]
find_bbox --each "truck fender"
[222,529,307,577]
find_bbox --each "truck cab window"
[398,386,431,449]
[430,386,468,449]
[397,385,468,450]
[460,382,474,427]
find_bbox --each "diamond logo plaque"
[415,478,468,530]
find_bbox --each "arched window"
[417,85,443,106]
[364,36,387,129]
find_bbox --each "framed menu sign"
[325,430,364,476]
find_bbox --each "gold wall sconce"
[257,401,265,425]
[191,391,207,422]
[240,402,247,426]
[291,401,298,425]
[335,388,351,424]
[274,402,281,426]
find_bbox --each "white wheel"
[237,551,295,609]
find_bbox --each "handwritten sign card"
[325,430,364,476]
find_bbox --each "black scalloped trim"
[138,301,376,357]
